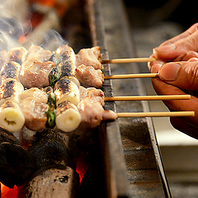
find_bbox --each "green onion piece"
[46,110,55,128]
[49,67,60,87]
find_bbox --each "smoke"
[41,29,68,51]
[0,0,64,51]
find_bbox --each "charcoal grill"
[0,0,171,197]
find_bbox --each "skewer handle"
[104,95,191,101]
[100,57,156,64]
[117,111,195,118]
[104,73,158,79]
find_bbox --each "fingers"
[153,23,198,61]
[174,51,198,61]
[151,77,198,129]
[157,59,198,91]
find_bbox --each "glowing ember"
[1,183,18,198]
[76,157,89,183]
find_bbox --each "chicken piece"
[78,87,117,129]
[20,98,48,131]
[76,46,103,70]
[26,45,53,62]
[77,98,104,129]
[79,86,104,106]
[0,50,9,70]
[75,65,104,88]
[19,88,49,131]
[102,110,117,120]
[19,88,48,104]
[79,86,87,100]
[19,58,55,88]
[8,47,27,65]
[0,61,20,83]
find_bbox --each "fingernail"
[154,44,176,54]
[160,63,181,81]
[150,63,163,73]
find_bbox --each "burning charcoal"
[28,128,70,171]
[0,128,34,188]
[18,128,80,198]
[18,167,79,198]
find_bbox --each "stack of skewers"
[0,44,195,191]
[0,45,194,135]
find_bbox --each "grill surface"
[0,0,171,197]
[88,0,172,197]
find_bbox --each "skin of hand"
[148,23,198,139]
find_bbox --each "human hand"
[149,23,198,138]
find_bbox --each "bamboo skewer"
[100,57,156,64]
[104,73,158,79]
[104,95,191,101]
[100,57,194,118]
[116,111,195,118]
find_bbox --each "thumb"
[154,31,198,61]
[158,59,198,90]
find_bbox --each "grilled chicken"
[19,58,55,88]
[8,47,27,65]
[79,86,104,106]
[56,101,81,132]
[75,64,104,88]
[20,87,48,103]
[78,87,117,129]
[76,46,103,70]
[26,45,53,63]
[19,88,48,131]
[77,98,104,129]
[0,61,21,83]
[19,45,55,88]
[20,98,48,131]
[54,76,80,106]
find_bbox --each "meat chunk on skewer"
[26,45,53,62]
[19,58,55,88]
[19,88,49,131]
[78,86,117,129]
[79,86,104,106]
[19,45,55,88]
[78,98,103,129]
[8,47,27,65]
[75,65,104,88]
[76,46,103,70]
[78,98,117,129]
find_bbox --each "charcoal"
[28,128,70,171]
[0,128,34,188]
